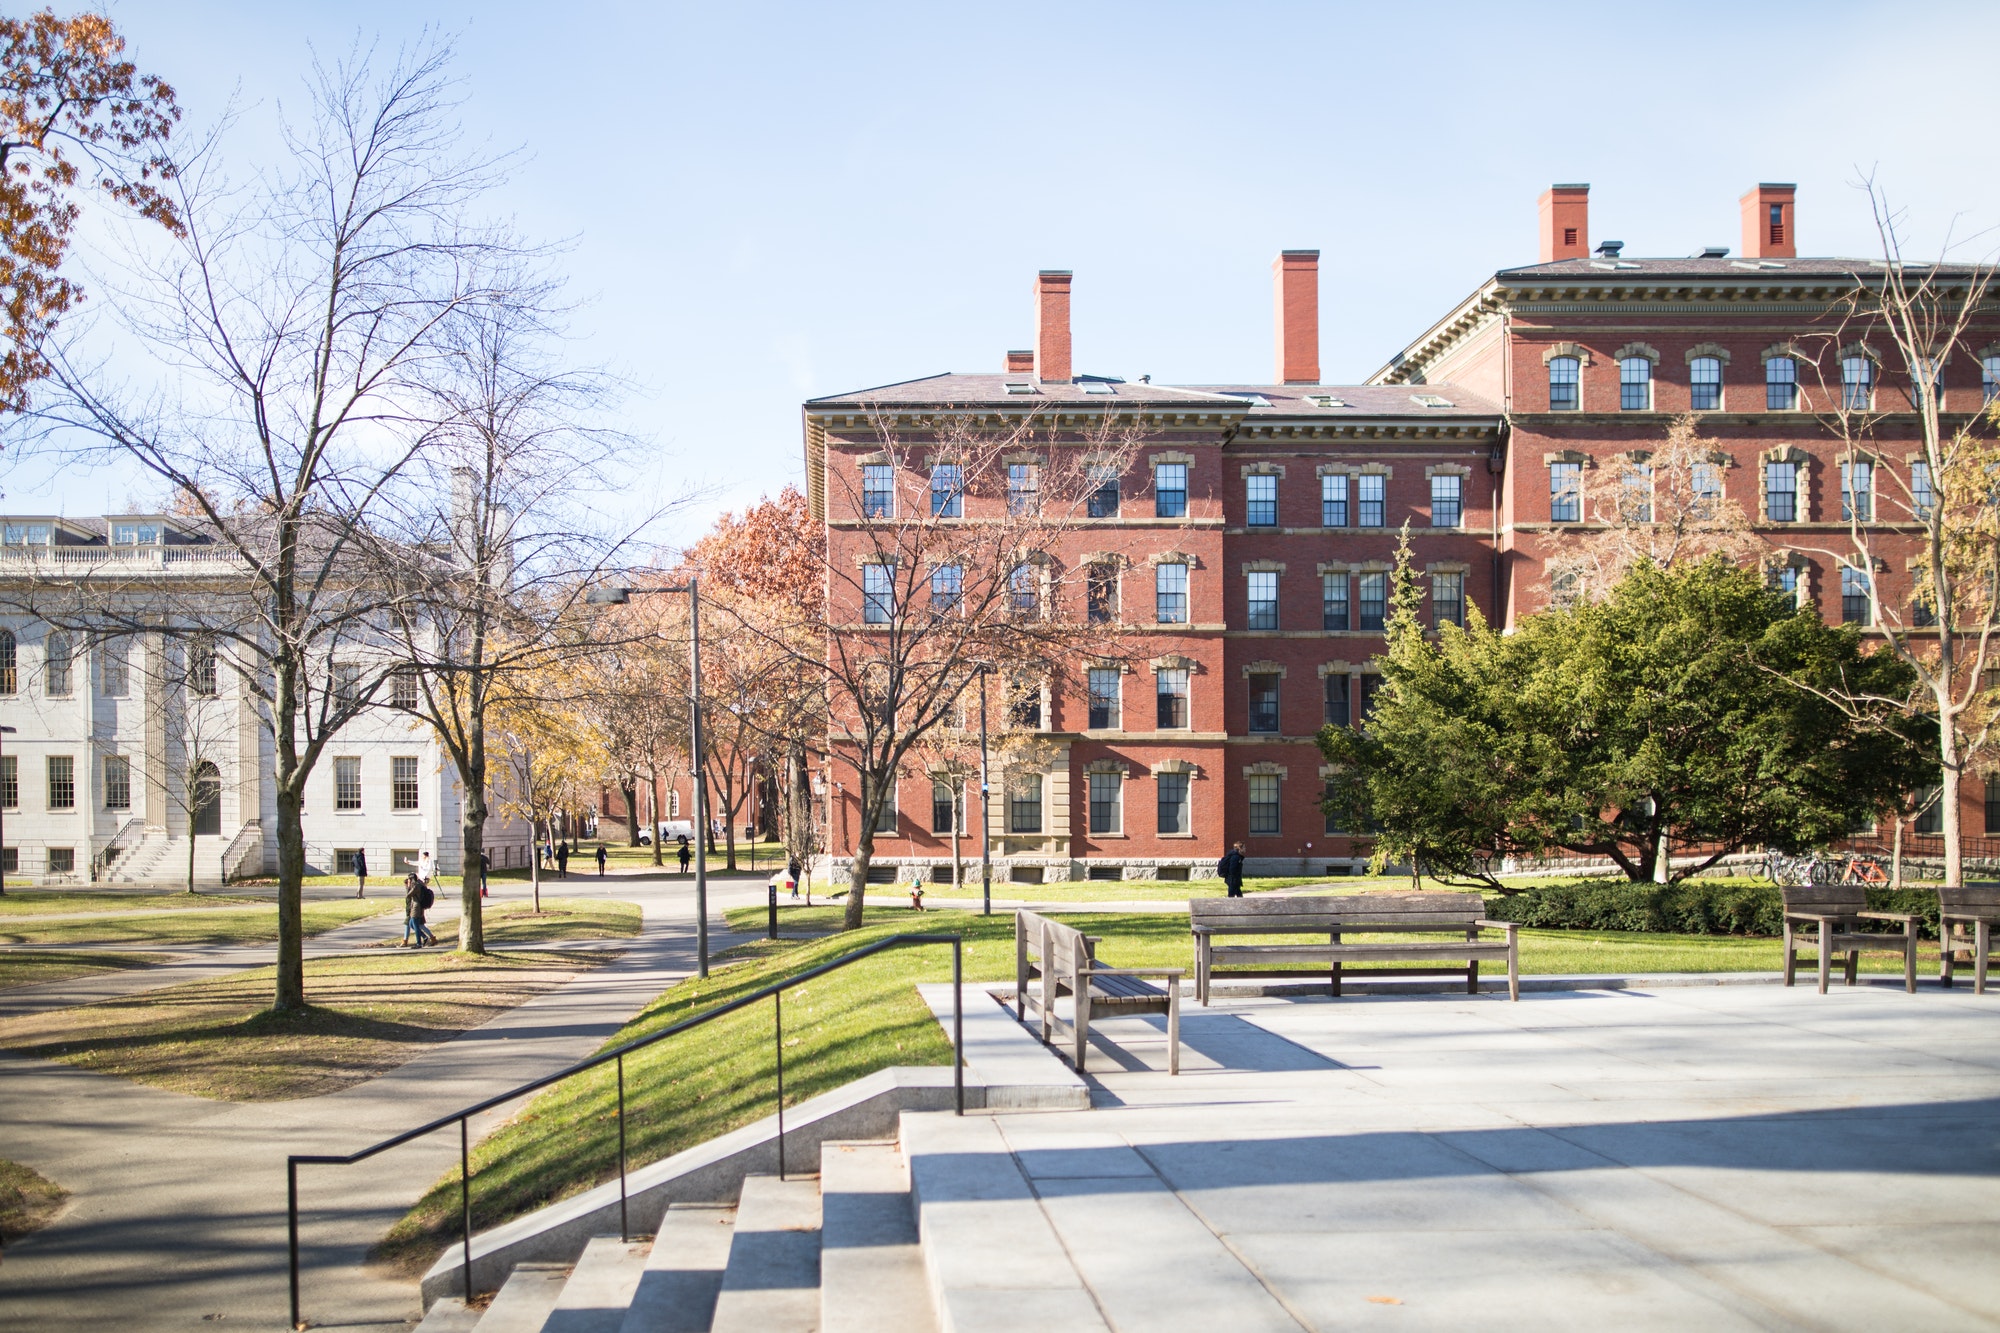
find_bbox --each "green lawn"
[368,898,642,948]
[0,890,267,916]
[910,875,1402,902]
[0,950,172,991]
[0,1158,65,1245]
[0,900,391,949]
[0,949,604,1101]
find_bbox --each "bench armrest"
[1472,919,1519,933]
[1856,911,1921,925]
[1082,965,1187,979]
[1782,912,1846,923]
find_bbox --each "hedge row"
[1483,879,1943,939]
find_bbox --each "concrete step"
[900,1111,1109,1333]
[538,1235,651,1333]
[710,1174,822,1333]
[414,1296,484,1332]
[472,1262,572,1333]
[819,1141,935,1333]
[619,1204,736,1333]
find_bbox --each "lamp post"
[587,579,710,978]
[978,665,991,916]
[0,725,14,896]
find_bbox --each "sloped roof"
[807,374,1499,418]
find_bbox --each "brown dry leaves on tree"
[0,9,180,412]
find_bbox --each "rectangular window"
[47,755,74,810]
[863,564,894,624]
[335,756,362,811]
[931,779,962,835]
[1357,474,1384,527]
[1841,461,1872,522]
[1154,462,1187,518]
[1087,466,1120,519]
[1087,667,1121,729]
[389,669,417,710]
[1156,668,1189,729]
[1322,573,1349,630]
[1768,564,1799,603]
[1841,566,1872,625]
[1432,572,1465,628]
[1916,786,1944,835]
[1157,771,1190,834]
[1246,571,1279,630]
[103,755,130,810]
[1359,674,1383,724]
[1008,564,1038,618]
[111,521,159,546]
[1913,588,1937,628]
[1007,463,1039,516]
[1912,461,1935,518]
[873,778,899,834]
[1008,775,1043,834]
[1247,773,1280,835]
[190,639,218,697]
[930,464,963,517]
[1550,462,1582,523]
[1690,356,1723,411]
[1766,463,1798,523]
[1430,474,1461,528]
[1842,356,1873,411]
[47,847,74,874]
[1692,462,1722,504]
[44,632,70,696]
[100,638,127,697]
[1088,771,1122,835]
[1248,673,1280,734]
[1007,677,1042,730]
[1324,673,1350,727]
[1358,572,1387,631]
[1623,463,1653,523]
[1984,356,2000,405]
[1766,356,1798,410]
[1155,563,1188,623]
[335,849,362,875]
[929,564,962,612]
[334,663,362,708]
[0,754,15,808]
[1321,474,1348,527]
[1620,357,1652,411]
[1245,474,1278,527]
[1086,564,1118,624]
[1987,777,2000,836]
[862,464,893,519]
[0,635,13,695]
[392,756,419,811]
[2,523,48,545]
[1322,781,1344,835]
[1548,355,1580,411]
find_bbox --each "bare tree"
[18,41,532,1011]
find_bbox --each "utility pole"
[978,664,991,916]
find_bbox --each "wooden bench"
[1189,892,1519,1005]
[1780,883,1918,994]
[1014,910,1183,1075]
[1939,885,2000,994]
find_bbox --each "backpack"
[419,883,435,910]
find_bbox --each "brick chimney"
[1035,270,1072,384]
[1005,349,1034,374]
[1741,183,1797,259]
[1273,250,1320,385]
[1538,184,1590,262]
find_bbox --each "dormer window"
[111,522,161,546]
[3,524,50,546]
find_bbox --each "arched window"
[1548,356,1580,411]
[44,631,70,696]
[0,628,14,695]
[192,761,223,836]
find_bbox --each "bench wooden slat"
[1212,944,1513,965]
[1192,892,1518,1004]
[1016,909,1183,1074]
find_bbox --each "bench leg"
[1818,920,1831,995]
[1941,925,1957,989]
[1783,921,1796,987]
[1845,947,1859,987]
[1196,935,1209,1006]
[1330,931,1341,999]
[1905,927,1916,994]
[1467,958,1479,996]
[1167,989,1180,1076]
[1074,984,1089,1074]
[1507,931,1519,1001]
[1978,922,1990,997]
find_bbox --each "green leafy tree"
[1321,541,1929,886]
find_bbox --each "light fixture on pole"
[587,580,710,978]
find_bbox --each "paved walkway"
[1008,981,2000,1329]
[0,874,772,1332]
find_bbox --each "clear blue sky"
[11,0,1999,540]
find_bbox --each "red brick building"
[805,183,2000,882]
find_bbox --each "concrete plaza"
[967,980,2000,1330]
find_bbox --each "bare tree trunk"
[1941,720,1964,887]
[530,812,543,913]
[621,779,640,846]
[846,826,873,930]
[649,770,664,866]
[952,783,963,891]
[1892,816,1905,889]
[185,823,197,896]
[274,785,306,1011]
[1654,827,1671,883]
[457,730,488,953]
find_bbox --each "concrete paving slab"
[710,1174,821,1333]
[618,1204,734,1333]
[819,1140,935,1333]
[542,1235,650,1333]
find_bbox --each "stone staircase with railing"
[99,832,234,885]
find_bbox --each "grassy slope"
[0,900,389,948]
[0,1158,66,1245]
[0,951,171,991]
[0,949,604,1101]
[0,891,266,916]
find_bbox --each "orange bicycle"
[1840,854,1889,886]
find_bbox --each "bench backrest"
[1017,909,1093,978]
[1778,883,1867,918]
[1939,884,2000,918]
[1189,891,1483,933]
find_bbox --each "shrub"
[1484,879,1939,939]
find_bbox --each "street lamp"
[978,665,991,916]
[0,725,14,896]
[587,579,711,978]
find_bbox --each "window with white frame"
[1841,461,1872,522]
[1007,563,1039,618]
[1430,474,1461,528]
[1432,572,1465,628]
[1358,571,1387,631]
[1156,667,1189,729]
[872,777,899,834]
[1155,562,1188,623]
[929,564,962,612]
[1245,473,1277,527]
[335,757,362,811]
[1842,356,1873,410]
[1548,355,1580,411]
[1766,461,1799,523]
[1692,462,1723,506]
[861,464,893,518]
[1247,773,1280,835]
[111,521,159,546]
[44,631,70,696]
[1984,355,2000,405]
[1620,357,1652,410]
[103,755,130,810]
[862,563,894,624]
[1007,463,1039,516]
[1357,474,1384,527]
[392,756,420,811]
[191,638,219,697]
[1321,473,1347,527]
[1690,356,1723,411]
[1841,566,1872,624]
[1766,355,1799,410]
[1550,462,1582,522]
[930,463,963,517]
[1086,563,1118,623]
[1322,572,1349,630]
[1154,462,1186,518]
[100,637,128,697]
[0,630,14,695]
[1622,463,1653,523]
[1156,771,1190,834]
[391,669,418,709]
[1087,667,1121,729]
[0,754,14,808]
[1247,673,1280,734]
[1912,460,1935,518]
[334,663,362,708]
[1087,464,1120,518]
[1008,773,1043,834]
[1246,570,1278,630]
[1088,771,1122,835]
[1323,674,1349,726]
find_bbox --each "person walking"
[555,842,569,879]
[417,849,435,894]
[677,835,692,875]
[596,843,608,877]
[402,872,423,946]
[479,850,491,898]
[788,854,803,901]
[1218,842,1247,898]
[415,874,438,946]
[353,848,368,899]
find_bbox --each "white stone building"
[0,514,530,884]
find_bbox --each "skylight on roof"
[1307,394,1347,408]
[1411,393,1453,409]
[1004,381,1037,395]
[1219,392,1270,407]
[1081,381,1114,395]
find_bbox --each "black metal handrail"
[286,932,964,1330]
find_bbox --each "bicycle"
[1838,854,1889,886]
[1759,852,1826,886]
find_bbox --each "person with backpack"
[413,874,438,946]
[402,873,423,946]
[1218,843,1247,898]
[788,855,803,901]
[353,848,368,899]
[596,843,607,877]
[677,835,692,875]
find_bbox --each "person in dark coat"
[555,842,569,879]
[353,848,368,899]
[788,855,803,901]
[677,835,692,875]
[596,843,608,876]
[1218,843,1247,897]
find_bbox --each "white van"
[637,820,697,846]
